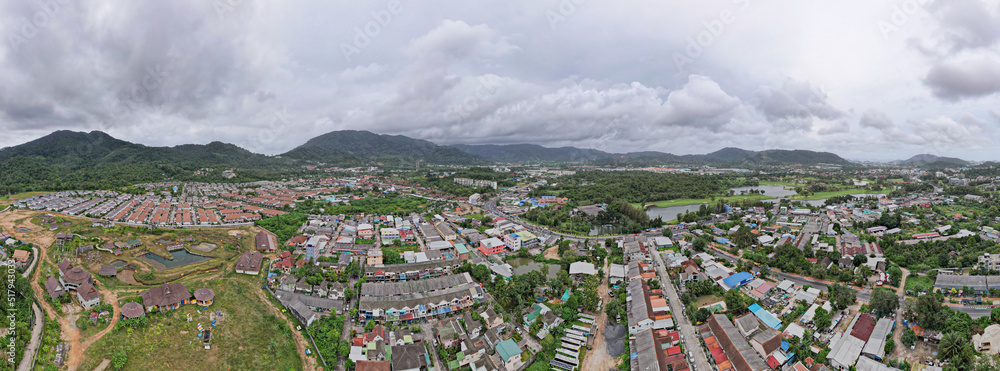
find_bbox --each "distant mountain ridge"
[282,130,486,165]
[896,154,969,167]
[451,144,610,163]
[0,130,298,194]
[454,144,851,166]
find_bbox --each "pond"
[646,185,801,221]
[507,257,561,279]
[142,250,211,270]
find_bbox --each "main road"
[652,250,712,371]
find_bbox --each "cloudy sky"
[2,0,1000,161]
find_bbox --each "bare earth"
[543,246,559,260]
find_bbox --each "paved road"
[16,303,42,371]
[652,252,711,371]
[16,246,42,371]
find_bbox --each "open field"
[633,194,775,208]
[758,180,798,187]
[904,274,935,294]
[790,188,891,200]
[79,275,303,371]
[0,191,50,203]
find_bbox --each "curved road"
[16,246,42,371]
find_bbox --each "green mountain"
[0,130,295,194]
[696,148,850,165]
[451,144,610,163]
[897,154,969,167]
[282,130,485,165]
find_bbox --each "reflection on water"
[507,257,560,279]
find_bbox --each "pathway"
[16,246,42,371]
[582,259,615,371]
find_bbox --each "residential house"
[436,319,465,348]
[57,260,94,290]
[76,281,101,309]
[43,276,65,301]
[479,238,506,256]
[235,251,264,275]
[367,250,384,266]
[495,339,523,367]
[391,343,428,371]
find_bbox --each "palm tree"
[938,332,966,361]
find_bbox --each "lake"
[507,257,560,279]
[142,250,211,270]
[648,185,800,220]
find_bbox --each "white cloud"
[0,0,999,160]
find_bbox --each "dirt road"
[582,259,616,371]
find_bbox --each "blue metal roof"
[722,272,753,288]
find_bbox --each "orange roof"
[717,360,732,371]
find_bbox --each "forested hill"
[0,130,299,194]
[452,144,610,163]
[454,143,851,166]
[282,130,486,166]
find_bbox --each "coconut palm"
[938,332,966,361]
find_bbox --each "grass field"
[79,275,302,370]
[790,188,890,201]
[758,180,798,187]
[632,194,775,208]
[0,191,50,202]
[904,274,935,294]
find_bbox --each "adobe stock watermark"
[877,0,931,41]
[341,0,404,63]
[443,75,501,124]
[673,0,751,73]
[245,107,291,154]
[212,0,247,19]
[5,259,16,364]
[546,0,587,31]
[102,64,170,127]
[6,0,74,54]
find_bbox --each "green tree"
[910,294,948,331]
[901,328,917,347]
[869,288,899,317]
[693,238,707,252]
[828,283,857,311]
[725,290,747,315]
[939,332,968,363]
[814,307,832,330]
[888,266,903,287]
